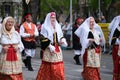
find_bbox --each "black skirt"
[22,40,37,49]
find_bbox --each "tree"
[40,0,79,22]
[89,0,112,18]
[88,0,120,22]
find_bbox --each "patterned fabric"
[36,46,65,80]
[82,67,101,80]
[42,48,63,62]
[112,45,120,80]
[36,61,65,80]
[0,73,23,80]
[87,47,101,67]
[0,51,22,74]
[82,50,101,80]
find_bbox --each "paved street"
[23,47,113,80]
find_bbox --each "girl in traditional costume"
[109,15,120,80]
[75,17,105,80]
[36,12,67,80]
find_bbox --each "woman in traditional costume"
[36,12,67,80]
[109,15,120,80]
[0,16,24,80]
[75,17,105,80]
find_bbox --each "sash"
[6,45,17,61]
[55,44,60,52]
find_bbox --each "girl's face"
[89,18,94,29]
[5,18,14,31]
[50,16,56,27]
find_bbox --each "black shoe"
[28,67,34,71]
[27,56,34,71]
[76,62,82,65]
[23,59,28,68]
[73,55,82,65]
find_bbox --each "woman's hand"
[2,46,9,53]
[60,38,68,47]
[13,45,19,52]
[48,44,55,53]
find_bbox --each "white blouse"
[0,31,24,53]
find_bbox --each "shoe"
[73,55,82,65]
[27,56,34,71]
[23,59,28,68]
[28,67,34,71]
[76,62,82,65]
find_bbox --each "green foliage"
[40,0,77,20]
[89,0,112,11]
[89,0,98,10]
[104,0,112,10]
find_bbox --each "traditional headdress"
[1,16,15,39]
[109,15,120,45]
[40,12,63,43]
[50,12,56,17]
[24,13,32,18]
[76,18,83,23]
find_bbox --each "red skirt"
[112,45,120,80]
[0,73,23,80]
[82,50,101,80]
[36,61,65,80]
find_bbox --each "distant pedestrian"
[36,12,67,80]
[72,17,84,65]
[99,16,106,23]
[75,17,105,80]
[62,21,72,47]
[109,15,120,80]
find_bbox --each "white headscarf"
[108,15,120,31]
[109,15,120,45]
[40,12,63,43]
[1,16,15,39]
[75,17,105,56]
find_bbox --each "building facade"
[0,0,22,23]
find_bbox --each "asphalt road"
[23,47,113,80]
